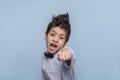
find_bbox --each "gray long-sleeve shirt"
[41,47,76,80]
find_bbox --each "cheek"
[45,37,50,46]
[58,41,65,47]
[46,36,51,42]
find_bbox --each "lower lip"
[49,46,57,52]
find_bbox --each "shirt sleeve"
[41,54,47,80]
[41,69,47,80]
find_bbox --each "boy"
[41,13,76,80]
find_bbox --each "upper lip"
[50,43,57,48]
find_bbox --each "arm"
[58,47,76,68]
[41,69,47,80]
[41,54,47,80]
[60,47,76,80]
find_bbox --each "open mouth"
[50,43,57,48]
[49,43,57,51]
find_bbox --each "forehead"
[49,27,67,36]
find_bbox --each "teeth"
[51,43,57,47]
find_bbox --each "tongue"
[50,44,57,51]
[50,46,56,51]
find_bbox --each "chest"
[42,57,64,73]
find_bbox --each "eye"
[49,33,55,37]
[59,36,65,40]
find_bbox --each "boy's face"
[45,27,67,54]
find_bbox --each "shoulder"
[63,47,76,62]
[65,47,74,52]
[65,47,76,57]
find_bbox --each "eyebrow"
[50,30,66,37]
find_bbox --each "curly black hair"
[45,13,71,43]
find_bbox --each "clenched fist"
[57,48,72,61]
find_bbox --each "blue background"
[0,0,120,80]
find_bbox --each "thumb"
[57,53,61,61]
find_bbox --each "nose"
[53,36,58,42]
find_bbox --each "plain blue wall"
[0,0,120,80]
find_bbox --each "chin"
[49,51,57,54]
[48,49,59,54]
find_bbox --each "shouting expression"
[45,27,67,54]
